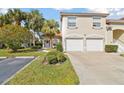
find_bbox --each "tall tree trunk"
[29,38,32,47]
[32,34,36,46]
[50,38,53,48]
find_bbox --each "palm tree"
[0,14,12,27]
[5,9,26,25]
[25,9,44,46]
[42,19,59,48]
[47,19,59,29]
[0,15,4,27]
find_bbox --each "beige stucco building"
[61,12,124,52]
[107,19,124,52]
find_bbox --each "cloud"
[116,9,124,16]
[87,8,124,19]
[0,8,8,14]
[88,8,109,13]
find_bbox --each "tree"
[0,9,27,28]
[0,14,12,28]
[5,9,26,25]
[0,15,4,27]
[0,24,32,52]
[42,19,59,48]
[25,9,44,46]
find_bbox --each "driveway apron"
[67,52,124,85]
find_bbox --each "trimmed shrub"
[45,50,67,64]
[8,42,21,52]
[105,45,118,53]
[35,41,42,48]
[46,50,58,64]
[56,42,63,52]
[47,55,58,64]
[57,52,67,63]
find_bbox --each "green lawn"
[0,48,43,57]
[7,55,79,85]
[0,48,79,84]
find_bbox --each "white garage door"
[86,38,103,51]
[66,39,83,51]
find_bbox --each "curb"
[0,56,35,59]
[1,56,40,85]
[15,56,35,58]
[0,57,7,59]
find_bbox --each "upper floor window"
[67,16,76,27]
[93,16,101,20]
[92,16,101,28]
[93,22,101,27]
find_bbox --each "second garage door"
[66,39,84,51]
[86,38,104,51]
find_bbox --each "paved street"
[0,58,5,61]
[0,57,34,84]
[67,52,124,85]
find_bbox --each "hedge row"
[105,45,118,53]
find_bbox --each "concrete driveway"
[67,52,124,85]
[0,57,34,84]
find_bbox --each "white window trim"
[67,16,77,29]
[92,16,102,29]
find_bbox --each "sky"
[1,8,124,23]
[20,8,89,22]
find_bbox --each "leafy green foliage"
[45,50,66,64]
[0,8,60,49]
[56,42,63,52]
[6,9,27,25]
[0,24,32,52]
[35,40,42,48]
[25,10,44,31]
[47,54,58,64]
[25,9,44,46]
[0,9,27,26]
[45,50,58,64]
[57,52,66,63]
[0,15,6,27]
[42,20,59,48]
[105,45,118,52]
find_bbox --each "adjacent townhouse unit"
[107,19,124,52]
[60,12,124,52]
[42,32,62,48]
